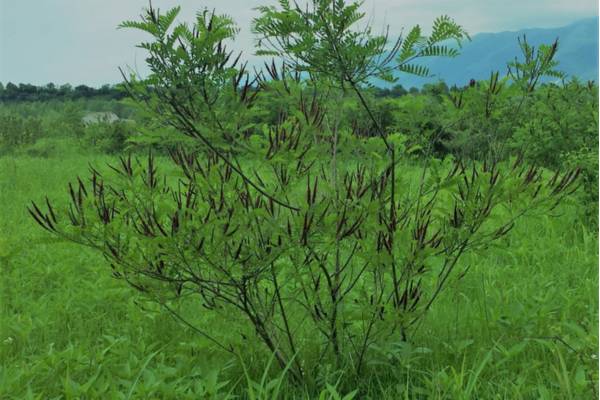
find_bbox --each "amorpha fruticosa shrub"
[30,0,579,383]
[442,36,565,161]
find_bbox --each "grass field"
[1,151,598,399]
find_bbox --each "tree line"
[0,81,452,103]
[0,82,126,102]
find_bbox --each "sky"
[0,0,598,87]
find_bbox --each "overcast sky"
[0,0,597,86]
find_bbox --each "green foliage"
[434,36,579,163]
[507,36,564,93]
[0,114,42,153]
[83,120,136,154]
[510,80,598,168]
[396,15,469,78]
[397,38,598,223]
[253,2,468,87]
[0,99,140,155]
[118,4,255,151]
[254,0,386,84]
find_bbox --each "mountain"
[389,17,599,88]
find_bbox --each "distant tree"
[74,85,93,98]
[389,84,407,97]
[36,83,57,101]
[421,81,449,97]
[372,87,390,97]
[18,84,38,101]
[4,83,18,101]
[58,84,73,99]
[98,84,112,96]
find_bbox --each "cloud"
[0,0,596,86]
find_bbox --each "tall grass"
[0,149,597,398]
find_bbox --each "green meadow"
[0,150,597,398]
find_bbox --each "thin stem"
[271,265,304,379]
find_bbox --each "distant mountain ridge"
[388,17,599,88]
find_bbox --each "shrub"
[30,0,580,386]
[83,120,136,153]
[0,114,43,153]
